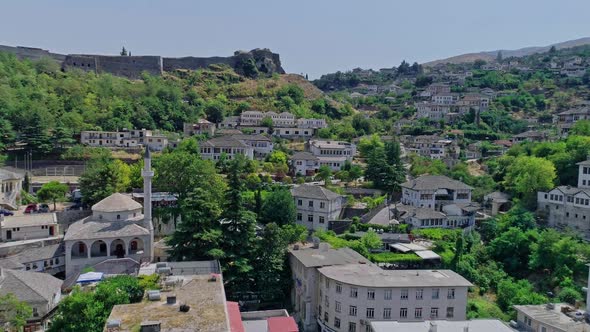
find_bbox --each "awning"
[76,272,104,284]
[415,250,441,260]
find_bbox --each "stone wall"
[0,45,65,62]
[64,55,162,79]
[162,56,235,71]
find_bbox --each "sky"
[1,0,590,78]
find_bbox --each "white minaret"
[142,146,155,262]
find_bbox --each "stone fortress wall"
[0,44,284,79]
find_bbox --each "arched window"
[117,214,121,220]
[130,241,138,251]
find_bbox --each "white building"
[274,127,315,139]
[231,134,274,158]
[0,213,58,242]
[0,243,65,276]
[64,149,154,278]
[369,319,513,332]
[308,140,356,171]
[291,185,344,231]
[289,244,472,332]
[538,160,590,238]
[80,128,168,151]
[0,169,23,210]
[199,136,255,161]
[290,152,320,176]
[514,303,590,332]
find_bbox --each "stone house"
[183,119,215,137]
[307,140,356,171]
[556,108,590,137]
[80,128,168,151]
[199,136,255,161]
[290,152,320,176]
[231,134,274,158]
[0,268,62,331]
[0,214,58,242]
[291,185,344,231]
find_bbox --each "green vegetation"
[0,294,33,332]
[36,181,69,211]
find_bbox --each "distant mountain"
[423,37,590,66]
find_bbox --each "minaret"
[142,146,155,262]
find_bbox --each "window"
[401,289,408,299]
[335,301,341,313]
[297,213,302,221]
[431,307,439,318]
[325,295,329,308]
[325,278,330,289]
[298,200,302,206]
[446,307,454,318]
[308,215,314,222]
[336,283,342,294]
[348,322,356,332]
[309,201,314,207]
[400,308,408,319]
[366,308,374,318]
[320,202,326,208]
[334,317,341,328]
[349,305,357,316]
[350,287,358,298]
[32,308,38,317]
[117,214,121,220]
[324,312,329,322]
[319,216,325,224]
[383,308,391,319]
[416,289,423,300]
[432,288,440,299]
[367,289,375,300]
[448,288,455,299]
[414,308,422,319]
[384,289,392,300]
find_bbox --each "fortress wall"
[162,56,236,71]
[0,45,66,62]
[95,55,163,79]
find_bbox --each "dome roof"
[92,193,142,213]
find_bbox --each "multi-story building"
[369,319,513,332]
[240,110,267,126]
[291,185,344,231]
[0,169,23,210]
[431,93,459,105]
[288,244,472,332]
[231,134,274,158]
[199,136,255,161]
[556,108,590,137]
[290,152,320,176]
[415,102,453,121]
[80,128,168,151]
[307,140,357,171]
[400,135,460,167]
[396,175,476,229]
[514,303,589,332]
[538,159,590,239]
[425,83,451,97]
[183,119,215,137]
[289,244,372,332]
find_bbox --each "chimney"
[166,295,176,305]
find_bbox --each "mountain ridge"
[423,37,590,66]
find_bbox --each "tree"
[260,188,296,225]
[360,230,382,250]
[349,165,363,182]
[120,46,128,56]
[570,120,590,136]
[251,223,291,301]
[496,51,503,63]
[549,45,557,54]
[316,165,332,184]
[204,100,225,124]
[503,156,556,207]
[79,157,130,206]
[37,181,69,211]
[496,279,546,314]
[0,294,32,331]
[487,227,538,277]
[358,134,384,158]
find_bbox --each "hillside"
[424,36,590,66]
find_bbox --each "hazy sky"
[1,0,589,78]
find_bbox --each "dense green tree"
[260,188,296,225]
[37,181,69,211]
[503,156,556,207]
[488,227,538,277]
[496,279,546,314]
[316,165,332,184]
[79,157,130,205]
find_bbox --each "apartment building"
[307,140,357,171]
[291,185,344,231]
[80,128,168,151]
[538,159,590,239]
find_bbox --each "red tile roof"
[267,316,298,332]
[227,301,245,332]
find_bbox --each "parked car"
[24,204,38,214]
[38,204,50,213]
[0,209,14,216]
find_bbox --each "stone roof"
[64,217,150,241]
[484,191,511,202]
[401,175,472,191]
[514,304,587,332]
[231,134,271,142]
[513,130,547,138]
[0,169,23,181]
[1,213,57,228]
[15,243,64,263]
[550,186,590,197]
[288,245,370,268]
[92,193,142,213]
[0,269,62,303]
[290,152,319,161]
[201,136,249,148]
[318,264,473,288]
[290,185,341,201]
[0,257,25,270]
[558,108,590,116]
[576,160,590,166]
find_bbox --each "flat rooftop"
[514,303,588,332]
[138,261,220,276]
[370,319,514,332]
[318,264,473,288]
[289,245,370,268]
[106,275,230,332]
